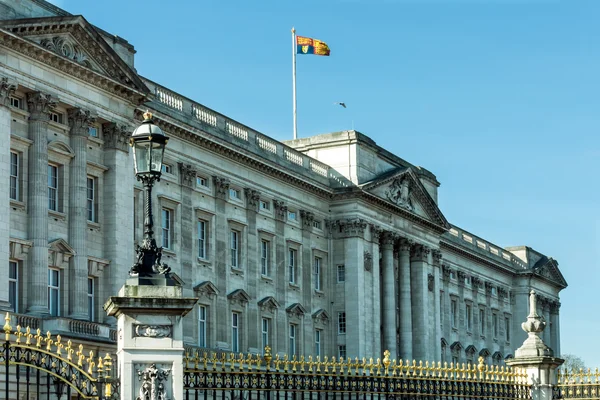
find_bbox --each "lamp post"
[129,111,171,278]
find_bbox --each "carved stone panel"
[385,176,413,211]
[178,163,196,188]
[135,363,171,400]
[364,251,373,271]
[134,325,172,338]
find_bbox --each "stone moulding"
[134,324,172,338]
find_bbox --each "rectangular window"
[337,265,345,282]
[196,176,208,187]
[232,312,240,353]
[338,312,346,334]
[260,240,270,276]
[48,164,58,211]
[451,300,457,328]
[479,309,486,335]
[9,96,21,109]
[86,177,97,222]
[312,220,322,229]
[261,318,270,352]
[229,188,240,199]
[231,230,240,268]
[87,278,95,322]
[9,261,18,313]
[259,200,270,210]
[493,313,498,338]
[288,248,297,284]
[289,324,297,356]
[161,163,172,174]
[88,126,98,138]
[48,268,60,317]
[50,112,63,124]
[466,304,472,332]
[198,220,207,259]
[314,256,322,291]
[161,208,172,249]
[505,317,510,341]
[198,305,207,347]
[315,330,321,357]
[338,345,347,359]
[287,211,297,221]
[10,152,18,201]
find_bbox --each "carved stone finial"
[26,91,56,121]
[0,77,17,107]
[514,290,552,358]
[178,163,196,188]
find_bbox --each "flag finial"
[291,27,295,34]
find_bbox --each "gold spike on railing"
[3,312,11,341]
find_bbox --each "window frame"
[314,329,322,358]
[450,299,458,329]
[259,200,270,211]
[337,265,345,283]
[288,248,297,284]
[338,312,346,334]
[9,261,18,313]
[86,176,98,223]
[231,229,240,268]
[49,111,63,124]
[161,208,173,249]
[48,164,59,211]
[492,312,499,338]
[198,305,207,347]
[465,303,472,332]
[48,268,60,317]
[232,312,240,353]
[504,316,511,342]
[161,163,173,174]
[314,256,322,291]
[229,187,241,200]
[289,323,297,356]
[287,210,297,221]
[338,345,347,359]
[87,277,95,322]
[479,308,486,336]
[9,96,21,109]
[9,151,19,201]
[261,317,270,353]
[198,219,207,259]
[196,176,209,188]
[260,239,270,276]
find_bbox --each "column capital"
[300,209,315,228]
[212,175,230,199]
[457,270,466,285]
[381,231,396,248]
[26,91,57,121]
[245,188,261,210]
[68,108,96,137]
[179,162,197,188]
[102,122,131,152]
[370,224,383,243]
[431,249,442,266]
[484,281,494,296]
[331,218,368,238]
[442,264,452,281]
[273,199,288,220]
[410,243,430,261]
[0,77,17,107]
[471,276,483,290]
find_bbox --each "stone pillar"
[441,265,451,347]
[245,188,260,352]
[550,302,560,356]
[0,78,16,311]
[506,290,563,400]
[273,200,288,352]
[370,225,382,357]
[104,278,198,400]
[102,122,134,323]
[179,162,197,343]
[67,108,95,320]
[410,244,430,361]
[212,176,230,346]
[381,231,396,360]
[26,91,56,316]
[431,250,442,361]
[397,238,412,361]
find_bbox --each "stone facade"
[0,0,567,363]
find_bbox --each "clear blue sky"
[55,0,599,366]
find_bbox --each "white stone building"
[0,0,567,363]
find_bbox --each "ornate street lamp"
[129,111,171,278]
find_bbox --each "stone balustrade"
[143,78,337,185]
[8,313,114,341]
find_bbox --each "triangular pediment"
[311,309,330,322]
[48,238,74,255]
[285,303,306,316]
[0,15,148,95]
[532,257,568,289]
[227,289,250,304]
[257,296,280,309]
[361,167,449,229]
[193,280,219,297]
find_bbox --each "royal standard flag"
[296,36,331,56]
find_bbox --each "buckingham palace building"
[0,0,567,364]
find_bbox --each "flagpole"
[292,27,297,140]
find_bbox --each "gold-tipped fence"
[557,368,600,399]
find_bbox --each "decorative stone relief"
[68,108,95,136]
[9,239,32,260]
[299,210,314,228]
[212,176,230,198]
[273,200,288,220]
[26,91,56,121]
[456,271,466,286]
[428,273,434,291]
[431,249,442,266]
[410,244,430,261]
[442,265,452,281]
[258,296,280,313]
[334,219,369,238]
[370,224,383,243]
[0,77,17,106]
[286,303,306,320]
[178,163,196,188]
[312,309,330,326]
[364,251,373,271]
[471,277,482,290]
[244,188,261,209]
[385,176,413,211]
[497,287,508,300]
[102,122,131,152]
[193,281,219,300]
[135,363,171,400]
[484,282,493,296]
[227,289,250,306]
[38,36,96,71]
[134,325,172,338]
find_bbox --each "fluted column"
[398,238,413,360]
[381,231,397,360]
[0,77,16,311]
[550,302,560,355]
[26,91,56,316]
[370,225,383,357]
[68,108,94,319]
[432,250,442,361]
[410,244,431,361]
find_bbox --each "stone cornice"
[440,239,521,276]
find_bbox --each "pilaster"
[212,175,230,344]
[244,187,260,350]
[26,91,56,316]
[273,199,288,351]
[380,231,397,360]
[179,162,196,343]
[397,238,412,361]
[431,249,442,361]
[299,209,314,356]
[410,243,431,361]
[369,225,382,356]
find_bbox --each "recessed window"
[198,220,207,259]
[260,240,270,276]
[88,126,98,138]
[259,200,270,210]
[9,151,19,201]
[9,96,21,109]
[314,329,322,358]
[161,208,172,249]
[505,317,510,341]
[87,177,98,222]
[338,312,346,334]
[337,265,345,282]
[466,304,472,332]
[479,309,486,335]
[48,268,60,317]
[289,324,297,356]
[288,248,297,284]
[229,188,240,200]
[50,111,63,124]
[88,277,95,322]
[261,318,270,353]
[161,163,173,174]
[231,230,240,268]
[196,176,209,188]
[338,345,347,359]
[493,313,499,338]
[312,220,322,229]
[47,164,58,211]
[9,261,18,313]
[287,211,297,221]
[232,312,240,353]
[451,299,458,328]
[198,305,207,347]
[314,256,322,291]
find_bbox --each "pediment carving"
[36,36,100,72]
[312,309,330,325]
[194,281,219,299]
[258,296,280,313]
[385,176,413,211]
[48,238,74,269]
[227,289,250,306]
[532,258,567,288]
[286,303,306,319]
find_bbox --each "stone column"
[506,290,563,400]
[0,78,16,311]
[245,188,260,351]
[410,244,430,361]
[550,301,560,356]
[431,250,442,360]
[67,108,95,319]
[397,238,412,361]
[179,162,197,343]
[212,176,230,346]
[273,200,288,352]
[26,91,56,316]
[102,122,134,323]
[370,225,382,356]
[380,231,397,360]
